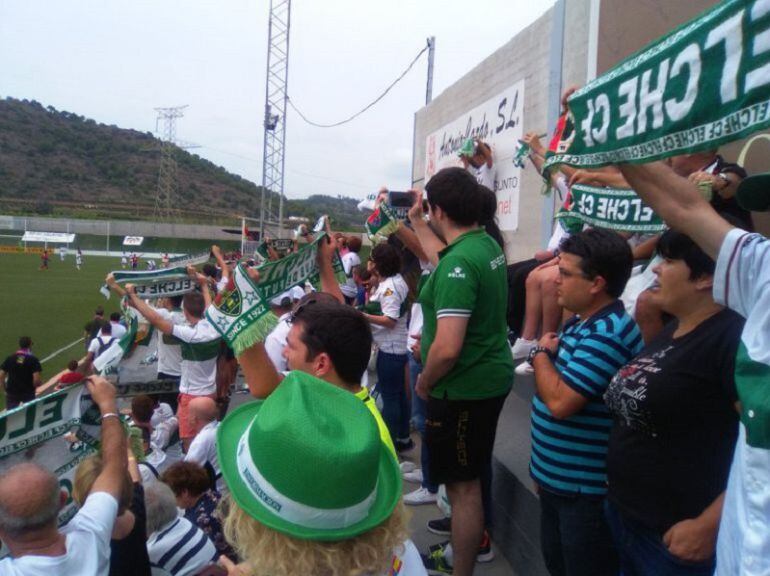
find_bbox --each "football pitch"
[0,252,126,405]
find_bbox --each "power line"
[288,42,430,128]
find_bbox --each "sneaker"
[511,337,537,360]
[515,360,534,376]
[403,468,424,483]
[399,461,416,474]
[427,516,452,535]
[396,438,415,453]
[476,530,495,563]
[428,531,495,563]
[422,549,453,575]
[404,487,438,505]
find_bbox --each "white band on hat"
[235,421,378,530]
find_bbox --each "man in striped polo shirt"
[529,228,642,576]
[126,278,220,452]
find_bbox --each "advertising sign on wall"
[424,80,525,232]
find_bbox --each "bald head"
[189,397,218,430]
[0,463,61,539]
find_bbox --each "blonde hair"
[222,497,408,576]
[73,455,132,515]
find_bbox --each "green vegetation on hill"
[0,97,365,230]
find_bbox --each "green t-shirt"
[419,228,514,400]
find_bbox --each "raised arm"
[619,162,734,260]
[105,273,127,298]
[394,222,428,263]
[211,245,230,282]
[237,343,284,399]
[125,284,175,334]
[316,218,345,304]
[407,190,445,267]
[86,376,128,500]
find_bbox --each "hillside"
[0,97,364,230]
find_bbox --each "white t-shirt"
[546,221,570,253]
[155,307,185,377]
[0,492,118,576]
[172,319,220,396]
[370,274,409,355]
[109,321,127,340]
[340,252,362,299]
[88,334,118,358]
[185,420,223,493]
[147,516,217,576]
[713,229,770,576]
[151,402,175,428]
[383,539,427,575]
[264,313,291,373]
[470,162,496,190]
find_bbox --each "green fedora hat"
[736,173,770,212]
[217,371,402,541]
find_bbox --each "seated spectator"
[131,395,178,453]
[55,359,85,390]
[604,229,744,575]
[160,462,236,561]
[0,376,127,575]
[184,397,222,492]
[73,451,151,576]
[129,395,178,484]
[217,372,424,576]
[150,397,176,430]
[144,482,218,576]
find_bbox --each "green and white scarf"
[205,233,344,356]
[545,0,770,170]
[365,202,399,243]
[557,184,666,232]
[102,267,197,299]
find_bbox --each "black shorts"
[426,393,507,484]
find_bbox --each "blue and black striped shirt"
[530,300,642,496]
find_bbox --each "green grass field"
[0,233,240,254]
[0,253,127,407]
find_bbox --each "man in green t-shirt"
[415,167,514,576]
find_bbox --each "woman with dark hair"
[478,185,505,250]
[362,242,412,452]
[604,228,744,575]
[160,461,236,561]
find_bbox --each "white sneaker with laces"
[403,487,438,506]
[511,337,538,360]
[515,360,534,376]
[399,461,416,474]
[403,469,424,483]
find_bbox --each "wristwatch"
[527,346,554,364]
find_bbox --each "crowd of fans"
[2,86,770,576]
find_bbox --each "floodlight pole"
[426,36,435,104]
[259,0,292,240]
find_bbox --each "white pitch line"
[40,337,85,364]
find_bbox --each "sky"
[0,0,554,209]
